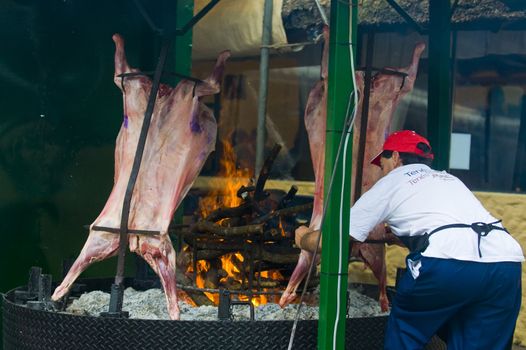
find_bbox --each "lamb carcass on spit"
[349,42,426,312]
[279,26,425,312]
[51,34,230,320]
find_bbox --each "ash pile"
[65,286,388,321]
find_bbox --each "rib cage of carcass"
[51,33,230,320]
[280,25,426,312]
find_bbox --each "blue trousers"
[384,256,522,350]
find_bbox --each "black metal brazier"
[2,278,445,350]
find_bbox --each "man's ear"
[392,151,402,166]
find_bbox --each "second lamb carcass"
[350,42,426,312]
[279,27,425,311]
[279,26,329,308]
[51,34,230,320]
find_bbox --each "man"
[295,130,523,350]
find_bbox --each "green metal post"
[169,0,193,249]
[318,1,357,349]
[175,0,193,81]
[427,0,452,171]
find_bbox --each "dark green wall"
[0,0,168,292]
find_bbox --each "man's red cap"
[371,130,434,166]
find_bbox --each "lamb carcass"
[279,27,425,311]
[51,34,230,320]
[350,42,426,312]
[278,26,330,308]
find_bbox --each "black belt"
[398,220,509,257]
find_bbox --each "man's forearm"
[298,230,364,253]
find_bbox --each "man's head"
[371,130,434,176]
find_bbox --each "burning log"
[251,202,313,224]
[174,267,215,306]
[195,250,226,261]
[223,278,279,290]
[203,259,223,289]
[185,142,329,306]
[223,277,243,290]
[191,221,264,236]
[257,247,300,265]
[277,185,298,208]
[204,201,253,222]
[254,144,282,201]
[254,279,280,288]
[191,239,246,249]
[193,246,300,266]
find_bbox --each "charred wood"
[204,201,253,222]
[254,143,282,201]
[251,202,313,224]
[176,268,215,306]
[195,249,226,261]
[191,221,264,236]
[206,259,223,289]
[185,231,288,244]
[191,241,299,264]
[273,202,313,217]
[193,240,246,249]
[223,277,243,290]
[256,278,280,288]
[226,278,280,289]
[278,185,298,208]
[258,249,300,265]
[237,185,256,199]
[181,290,215,306]
[261,244,300,255]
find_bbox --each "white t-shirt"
[350,163,524,263]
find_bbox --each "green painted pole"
[318,1,357,349]
[174,0,193,83]
[428,0,452,171]
[172,0,194,239]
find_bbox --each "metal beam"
[174,0,194,81]
[354,32,374,203]
[385,0,426,34]
[172,0,194,249]
[427,0,452,171]
[318,0,357,348]
[255,0,274,175]
[176,0,221,36]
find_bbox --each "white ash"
[66,287,388,320]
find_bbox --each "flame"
[199,138,252,219]
[278,218,286,237]
[194,259,220,304]
[220,253,244,282]
[261,270,285,280]
[190,137,286,307]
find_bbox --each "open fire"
[184,137,299,307]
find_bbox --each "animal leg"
[52,230,120,301]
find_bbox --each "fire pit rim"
[1,281,393,350]
[2,281,445,350]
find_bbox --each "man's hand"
[294,225,321,253]
[294,225,310,247]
